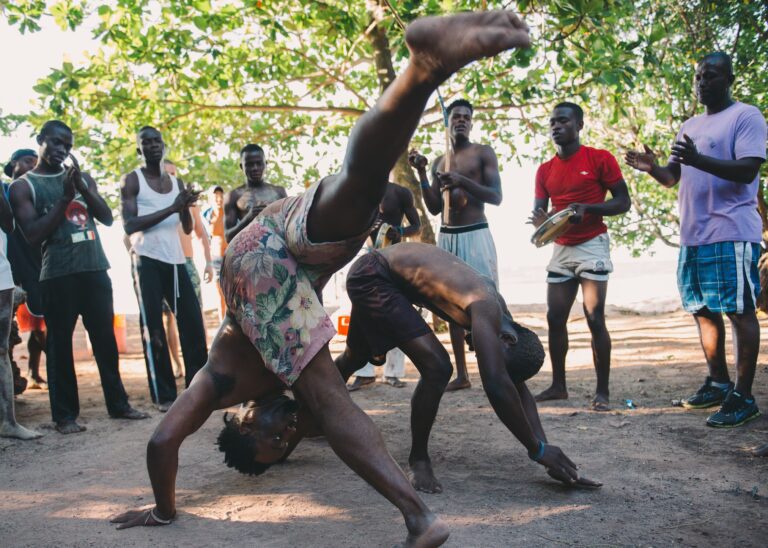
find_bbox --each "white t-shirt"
[0,230,15,291]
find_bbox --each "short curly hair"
[504,322,545,384]
[217,413,272,476]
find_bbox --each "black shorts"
[346,251,432,357]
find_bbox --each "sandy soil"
[1,308,767,547]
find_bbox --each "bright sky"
[0,15,680,314]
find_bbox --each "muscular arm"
[191,205,212,263]
[10,178,71,245]
[80,173,113,226]
[469,303,540,454]
[0,190,14,234]
[517,382,547,443]
[578,180,631,217]
[223,189,248,243]
[399,187,421,238]
[121,173,181,235]
[418,161,442,215]
[687,156,763,184]
[178,178,193,235]
[446,146,503,206]
[145,374,219,519]
[647,161,681,188]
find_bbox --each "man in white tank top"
[120,126,208,411]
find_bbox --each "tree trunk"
[366,3,436,245]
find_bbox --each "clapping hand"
[670,134,700,166]
[625,144,658,173]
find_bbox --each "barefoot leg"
[400,334,452,494]
[308,10,531,245]
[294,346,446,544]
[0,289,42,440]
[536,279,579,401]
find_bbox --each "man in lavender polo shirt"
[627,52,766,428]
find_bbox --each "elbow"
[489,195,502,206]
[620,197,632,214]
[101,214,114,227]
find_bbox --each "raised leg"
[308,10,531,244]
[0,288,42,440]
[581,279,611,409]
[536,278,579,401]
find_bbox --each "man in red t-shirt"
[530,102,631,411]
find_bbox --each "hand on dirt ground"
[546,468,602,489]
[536,444,578,484]
[110,507,174,529]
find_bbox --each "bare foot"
[445,377,471,392]
[405,10,531,81]
[535,386,569,402]
[111,407,150,420]
[0,422,43,440]
[752,443,768,457]
[404,516,450,548]
[408,460,443,494]
[347,376,375,392]
[590,394,610,412]
[55,420,86,434]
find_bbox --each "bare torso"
[434,143,493,226]
[379,242,497,327]
[232,184,286,222]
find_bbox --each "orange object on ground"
[16,302,45,333]
[113,313,127,354]
[337,315,350,336]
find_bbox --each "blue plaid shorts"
[677,241,762,314]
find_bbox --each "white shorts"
[546,233,613,283]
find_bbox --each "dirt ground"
[1,307,767,547]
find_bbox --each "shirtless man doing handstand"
[110,10,531,547]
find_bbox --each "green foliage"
[2,0,767,253]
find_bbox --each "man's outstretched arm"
[110,375,219,528]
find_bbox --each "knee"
[546,310,568,330]
[584,308,606,331]
[423,357,452,388]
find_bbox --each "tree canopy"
[2,0,767,252]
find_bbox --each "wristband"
[397,226,404,236]
[420,181,430,189]
[528,440,545,462]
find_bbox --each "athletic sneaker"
[682,376,733,409]
[706,391,761,428]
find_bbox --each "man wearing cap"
[4,149,47,388]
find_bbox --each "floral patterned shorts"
[221,181,371,386]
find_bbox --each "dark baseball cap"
[4,149,38,178]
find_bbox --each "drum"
[530,208,575,248]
